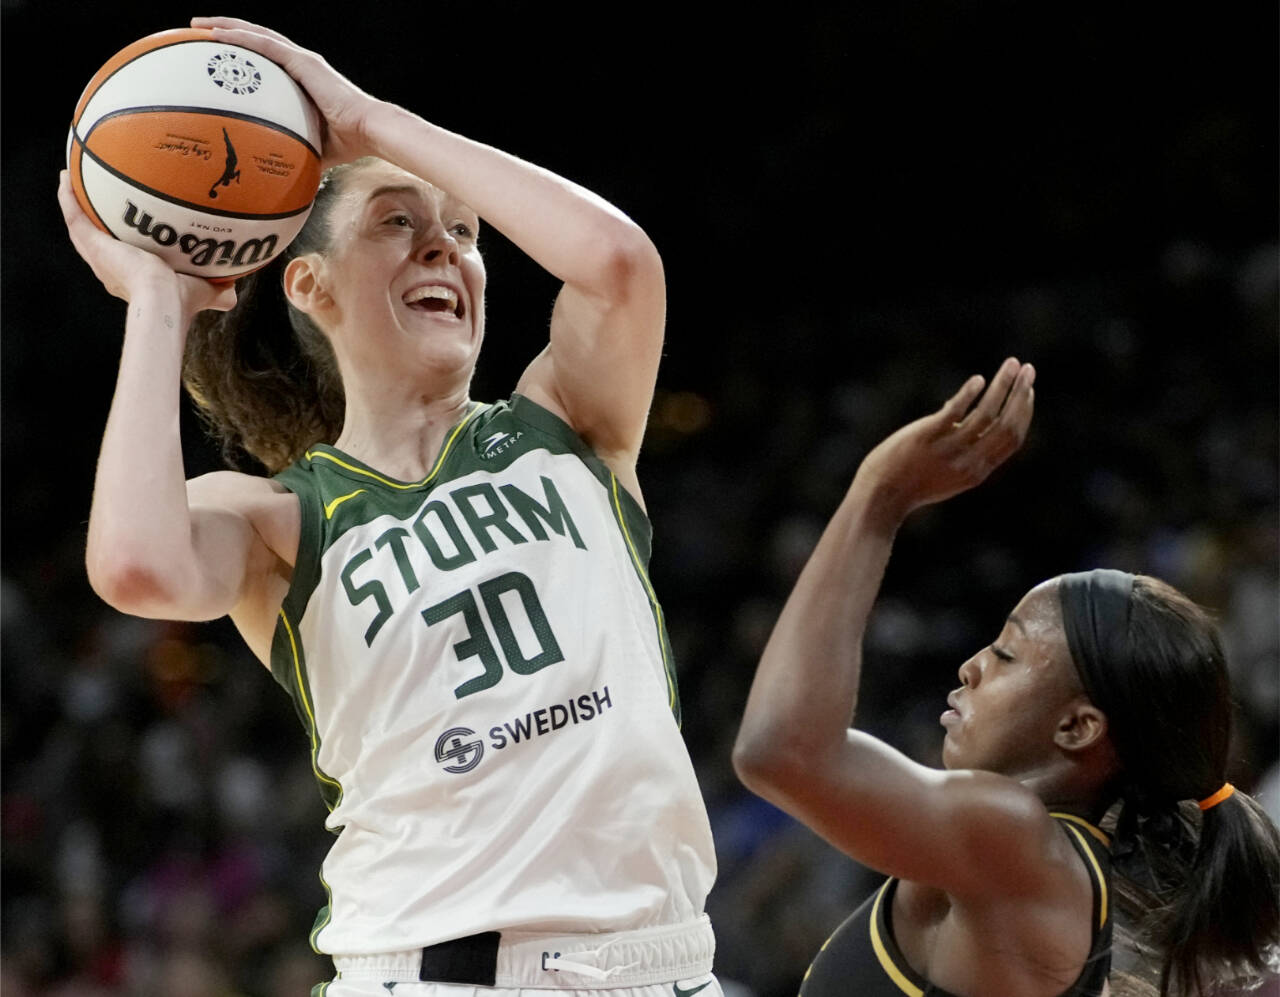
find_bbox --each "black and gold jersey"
[799,813,1112,997]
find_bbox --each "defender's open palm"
[860,357,1035,518]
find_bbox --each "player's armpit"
[183,472,300,626]
[187,470,300,569]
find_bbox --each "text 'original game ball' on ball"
[67,28,323,280]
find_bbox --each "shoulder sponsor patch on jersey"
[479,430,524,460]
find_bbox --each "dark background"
[3,3,1277,995]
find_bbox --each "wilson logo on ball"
[205,51,262,95]
[68,28,322,279]
[121,201,279,269]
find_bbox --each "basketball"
[67,28,323,280]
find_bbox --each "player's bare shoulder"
[187,469,301,568]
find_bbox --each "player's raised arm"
[60,172,291,633]
[734,358,1043,895]
[62,20,728,994]
[191,17,665,495]
[737,356,1280,994]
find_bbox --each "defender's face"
[940,583,1081,775]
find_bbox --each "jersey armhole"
[509,393,652,549]
[1052,815,1110,937]
[268,462,325,690]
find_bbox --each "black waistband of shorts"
[418,931,501,985]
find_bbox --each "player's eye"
[385,213,414,228]
[451,222,474,239]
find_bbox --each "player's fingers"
[996,363,1036,446]
[202,281,238,313]
[58,172,103,249]
[957,357,1020,437]
[934,374,986,430]
[60,171,165,298]
[972,363,1036,465]
[191,17,292,44]
[195,21,314,78]
[198,25,297,62]
[57,170,83,223]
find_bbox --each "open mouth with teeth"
[403,284,466,319]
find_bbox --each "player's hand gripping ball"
[67,28,323,281]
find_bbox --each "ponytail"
[1155,789,1280,994]
[1059,572,1280,993]
[182,159,375,473]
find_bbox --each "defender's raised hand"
[858,357,1036,520]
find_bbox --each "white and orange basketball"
[67,28,323,281]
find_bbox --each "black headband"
[1059,569,1232,811]
[1058,569,1139,768]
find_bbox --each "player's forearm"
[734,472,904,791]
[86,285,202,610]
[364,102,662,299]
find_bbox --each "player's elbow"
[732,736,771,794]
[86,550,183,618]
[733,725,807,799]
[586,222,664,303]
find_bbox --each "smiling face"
[940,581,1093,776]
[295,159,487,390]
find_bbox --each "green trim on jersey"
[277,608,344,812]
[309,868,335,954]
[303,400,483,491]
[268,395,683,803]
[608,469,679,723]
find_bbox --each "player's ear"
[283,254,330,314]
[1054,697,1109,753]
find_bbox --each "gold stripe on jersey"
[304,402,484,490]
[868,880,924,997]
[800,929,837,990]
[1049,811,1111,848]
[279,608,344,807]
[1062,822,1109,929]
[324,488,367,519]
[610,470,677,717]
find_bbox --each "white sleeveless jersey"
[269,396,717,955]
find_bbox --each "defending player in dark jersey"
[734,360,1280,996]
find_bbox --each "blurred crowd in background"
[4,237,1276,995]
[3,3,1276,995]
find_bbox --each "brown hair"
[182,159,377,473]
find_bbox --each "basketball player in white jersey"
[59,17,718,996]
